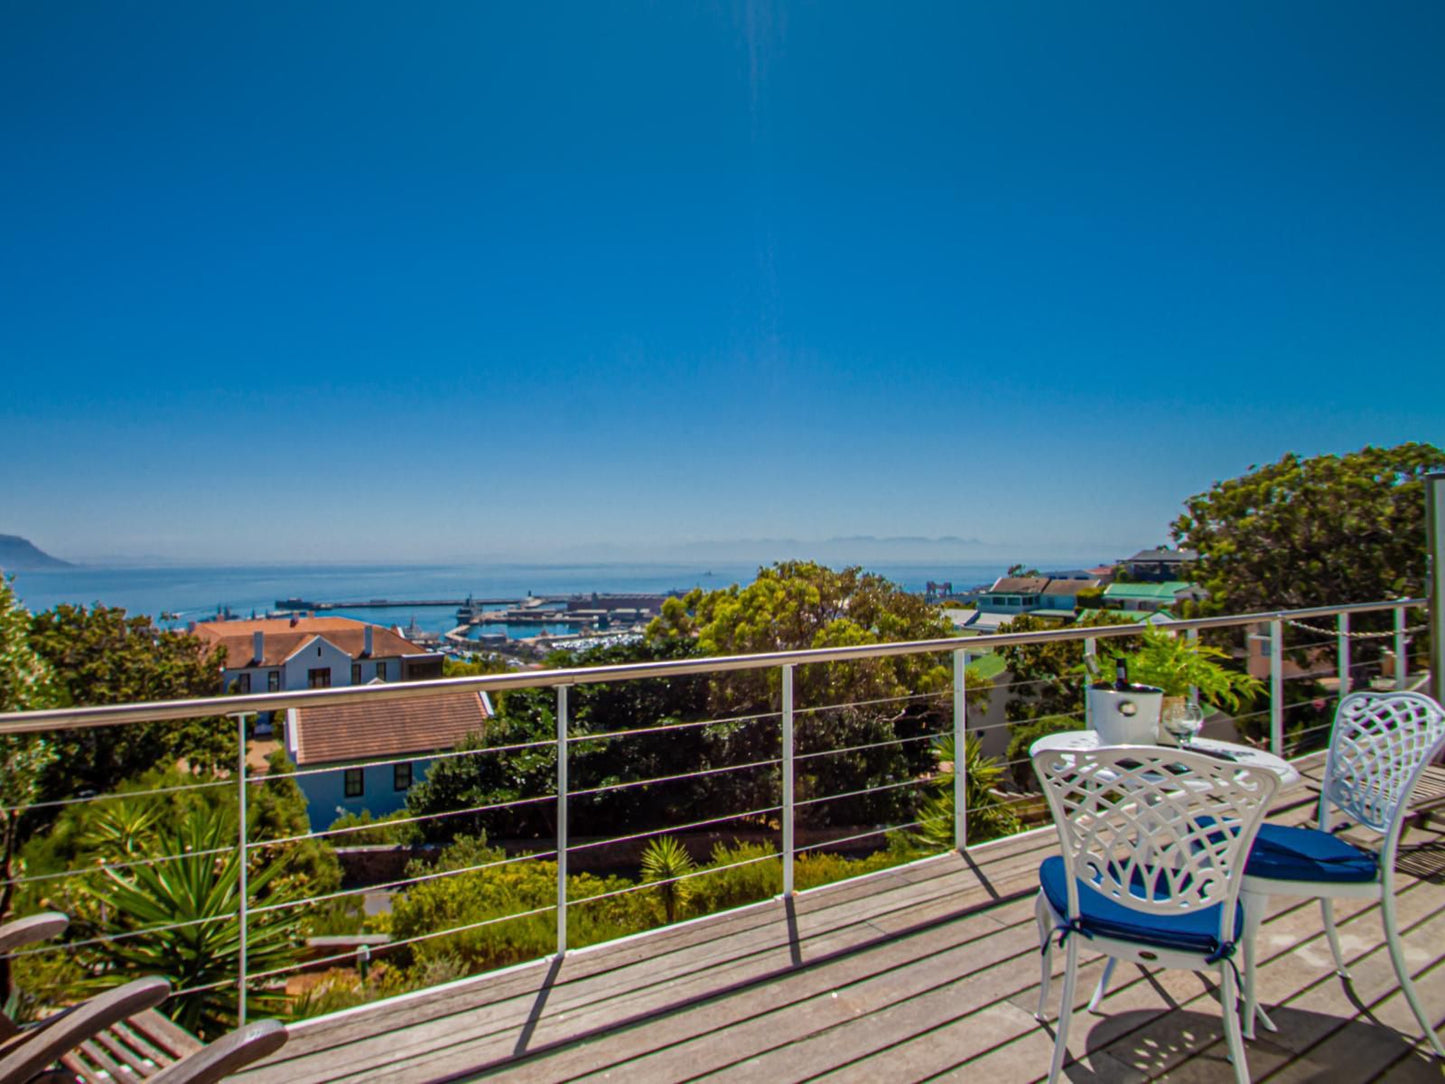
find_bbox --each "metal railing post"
[1269,619,1284,757]
[953,648,968,851]
[1185,627,1199,707]
[556,685,569,955]
[1082,637,1096,729]
[236,714,249,1026]
[1395,604,1408,690]
[1337,611,1350,697]
[781,665,794,898]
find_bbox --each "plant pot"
[1087,683,1164,745]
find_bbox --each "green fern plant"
[1102,628,1262,710]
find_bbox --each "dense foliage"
[994,611,1137,724]
[27,603,233,804]
[1173,443,1445,614]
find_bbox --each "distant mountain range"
[0,535,72,571]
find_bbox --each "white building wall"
[282,637,355,691]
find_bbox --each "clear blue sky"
[3,2,1441,564]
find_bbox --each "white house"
[284,688,493,829]
[192,616,445,694]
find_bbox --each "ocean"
[6,560,1050,639]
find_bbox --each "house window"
[236,673,251,693]
[351,663,362,684]
[394,762,412,791]
[308,668,331,689]
[344,768,364,798]
[376,661,387,682]
[267,671,280,692]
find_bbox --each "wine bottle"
[1114,658,1129,691]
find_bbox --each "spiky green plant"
[640,835,696,924]
[912,733,1018,850]
[77,803,309,1038]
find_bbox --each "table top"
[1029,729,1302,790]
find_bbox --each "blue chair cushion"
[1244,823,1378,884]
[1039,855,1242,956]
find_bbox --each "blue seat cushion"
[1039,855,1242,956]
[1244,823,1378,884]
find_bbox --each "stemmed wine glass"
[1161,701,1206,749]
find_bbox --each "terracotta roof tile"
[193,617,427,668]
[290,690,490,766]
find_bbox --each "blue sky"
[3,2,1441,564]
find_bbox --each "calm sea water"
[7,560,1042,638]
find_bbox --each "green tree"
[646,562,985,827]
[0,576,59,997]
[647,562,960,716]
[406,638,712,844]
[995,612,1137,724]
[27,604,234,804]
[1173,443,1445,614]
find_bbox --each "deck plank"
[230,793,1445,1084]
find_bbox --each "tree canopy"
[27,603,233,803]
[1172,443,1445,614]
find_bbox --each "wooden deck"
[236,774,1445,1083]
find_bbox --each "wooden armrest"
[147,1019,288,1084]
[0,977,169,1084]
[0,912,69,955]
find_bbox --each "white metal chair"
[1032,745,1277,1084]
[1240,690,1445,1054]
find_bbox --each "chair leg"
[1047,937,1079,1084]
[1035,891,1053,1021]
[1381,890,1445,1058]
[1220,962,1253,1084]
[1087,957,1116,1013]
[1320,898,1351,979]
[1241,890,1270,1039]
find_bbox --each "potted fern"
[1096,628,1262,741]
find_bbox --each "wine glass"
[1162,701,1206,748]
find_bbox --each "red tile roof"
[194,617,428,668]
[289,689,490,766]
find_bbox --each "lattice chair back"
[1321,692,1445,837]
[1033,746,1277,937]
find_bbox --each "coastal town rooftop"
[0,596,1441,1082]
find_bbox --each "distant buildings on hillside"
[195,616,457,828]
[946,546,1202,633]
[193,615,445,693]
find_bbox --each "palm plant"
[1101,628,1262,710]
[640,835,696,925]
[77,803,309,1038]
[913,733,1018,850]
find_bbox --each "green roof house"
[1101,580,1205,612]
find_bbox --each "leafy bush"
[1005,715,1084,789]
[328,808,421,847]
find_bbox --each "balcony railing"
[0,597,1429,1034]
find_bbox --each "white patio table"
[1030,730,1301,791]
